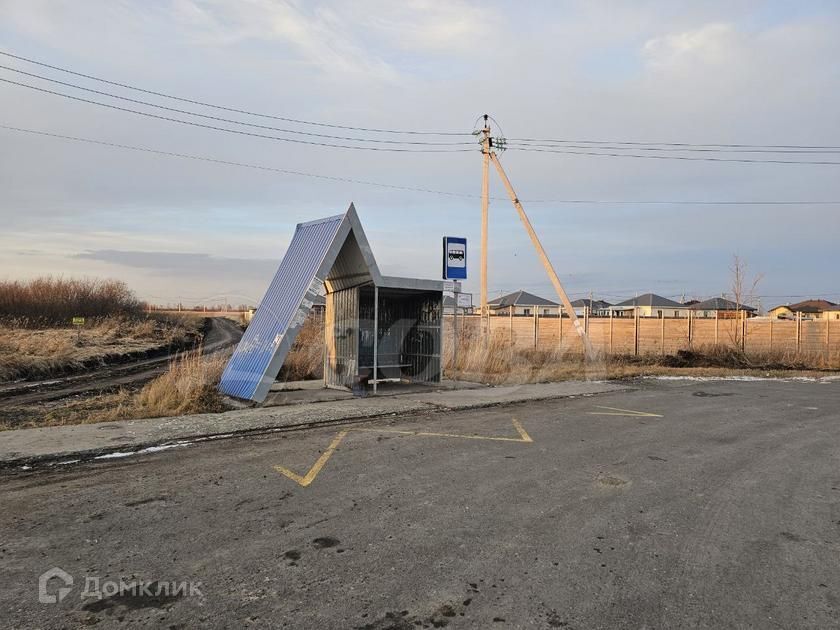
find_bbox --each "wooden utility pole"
[480,115,491,326]
[488,152,596,360]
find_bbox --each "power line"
[0,124,479,197]
[0,78,474,153]
[507,145,840,166]
[0,50,472,136]
[5,123,840,205]
[507,137,840,150]
[506,141,840,155]
[0,64,476,147]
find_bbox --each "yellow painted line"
[353,417,533,443]
[587,406,663,418]
[273,418,533,487]
[273,430,348,487]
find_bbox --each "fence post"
[534,308,538,348]
[769,315,774,352]
[584,307,589,334]
[688,310,693,348]
[715,310,719,346]
[509,306,513,344]
[559,307,563,348]
[826,316,831,362]
[661,314,665,355]
[634,308,640,356]
[796,311,802,355]
[741,310,747,353]
[609,309,614,355]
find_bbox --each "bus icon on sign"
[443,236,467,279]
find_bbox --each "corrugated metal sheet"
[219,213,345,401]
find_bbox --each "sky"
[1,0,839,310]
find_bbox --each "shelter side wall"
[325,287,359,389]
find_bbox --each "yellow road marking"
[273,430,348,487]
[353,417,533,443]
[273,418,532,487]
[587,405,663,418]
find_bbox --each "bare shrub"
[0,277,142,326]
[278,315,324,381]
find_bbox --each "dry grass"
[0,277,141,326]
[0,315,203,383]
[278,315,324,381]
[3,348,233,429]
[444,328,837,384]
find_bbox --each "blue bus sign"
[443,236,467,280]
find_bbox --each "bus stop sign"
[442,236,467,280]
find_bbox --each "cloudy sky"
[1,0,838,309]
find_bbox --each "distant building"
[486,290,559,316]
[690,297,757,319]
[769,299,840,320]
[569,298,612,317]
[608,293,690,318]
[443,294,474,315]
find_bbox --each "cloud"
[643,22,736,67]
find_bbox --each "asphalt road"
[2,379,838,629]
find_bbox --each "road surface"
[2,378,838,628]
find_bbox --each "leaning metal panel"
[219,213,345,401]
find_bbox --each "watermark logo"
[38,567,202,605]
[38,567,73,604]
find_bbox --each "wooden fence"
[445,312,840,361]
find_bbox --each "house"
[769,299,840,320]
[608,293,690,318]
[486,290,559,316]
[569,298,612,317]
[690,297,757,319]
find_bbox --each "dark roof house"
[488,290,558,308]
[690,297,755,312]
[610,293,684,309]
[570,298,612,311]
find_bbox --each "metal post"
[509,305,513,343]
[373,285,379,394]
[453,304,459,373]
[715,310,719,346]
[489,152,595,360]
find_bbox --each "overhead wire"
[0,78,474,153]
[0,50,473,136]
[5,123,840,205]
[0,64,476,146]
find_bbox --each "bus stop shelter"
[219,204,443,403]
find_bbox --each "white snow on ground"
[93,442,190,460]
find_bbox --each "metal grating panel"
[219,213,345,401]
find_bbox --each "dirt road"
[0,317,242,407]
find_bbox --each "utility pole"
[479,114,491,326]
[488,151,596,360]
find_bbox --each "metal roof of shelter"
[219,204,443,402]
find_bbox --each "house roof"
[569,298,612,309]
[611,293,684,308]
[785,299,838,313]
[488,290,558,307]
[690,297,755,312]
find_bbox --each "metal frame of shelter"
[219,204,444,403]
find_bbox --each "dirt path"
[0,317,242,407]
